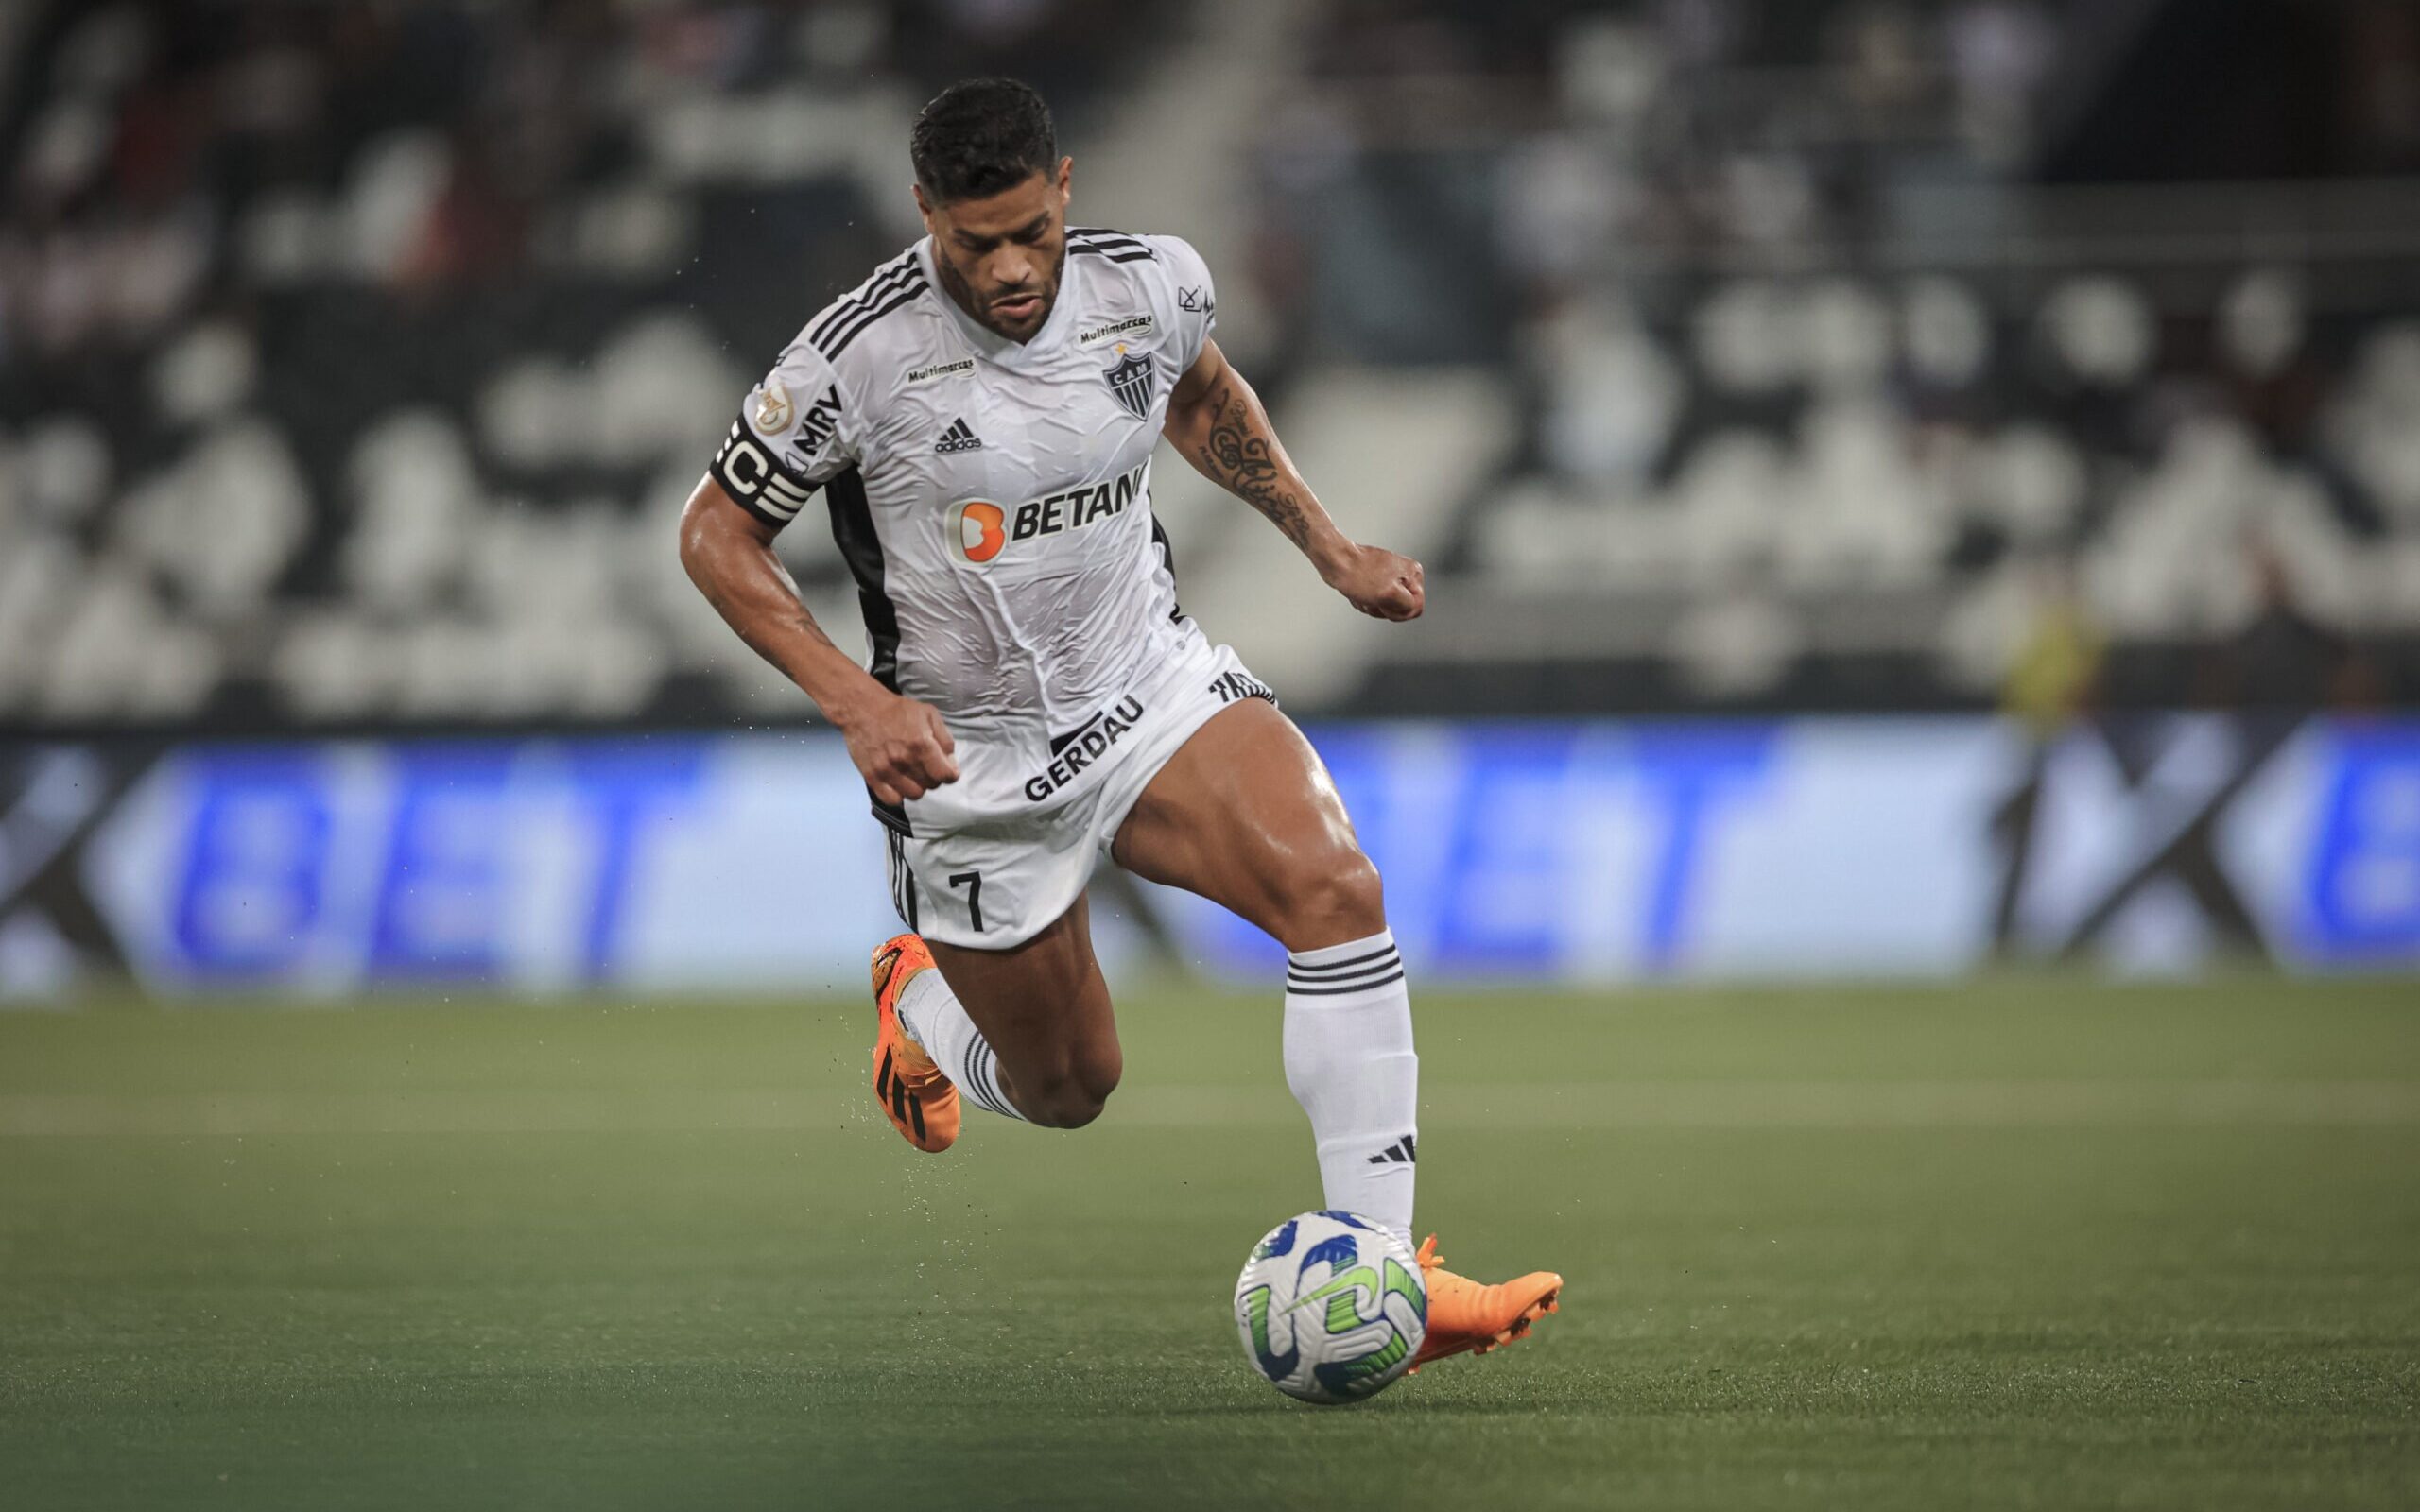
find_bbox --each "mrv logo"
[791,384,844,455]
[948,460,1148,565]
[1025,697,1147,802]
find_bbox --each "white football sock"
[896,964,1025,1122]
[1283,930,1418,1247]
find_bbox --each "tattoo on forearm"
[1193,383,1312,550]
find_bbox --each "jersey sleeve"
[1150,234,1219,372]
[705,342,856,531]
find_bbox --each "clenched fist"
[1321,541,1426,622]
[839,691,960,805]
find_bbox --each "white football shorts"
[881,630,1277,949]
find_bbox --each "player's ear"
[1054,156,1072,206]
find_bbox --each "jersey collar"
[916,234,1081,371]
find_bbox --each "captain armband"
[709,418,820,528]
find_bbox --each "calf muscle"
[925,894,1122,1128]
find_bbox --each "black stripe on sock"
[961,1043,993,1114]
[1285,969,1406,997]
[1286,944,1398,975]
[967,1040,1008,1118]
[1287,957,1403,988]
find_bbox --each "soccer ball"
[1233,1211,1426,1404]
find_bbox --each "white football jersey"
[708,228,1219,761]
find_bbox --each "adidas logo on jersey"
[935,418,983,454]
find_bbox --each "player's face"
[917,159,1072,344]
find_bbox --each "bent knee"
[1018,1053,1121,1129]
[1023,1081,1112,1129]
[1271,850,1386,950]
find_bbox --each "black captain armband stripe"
[710,419,819,526]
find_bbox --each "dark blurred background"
[1,0,2415,993]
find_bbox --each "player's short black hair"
[910,78,1057,204]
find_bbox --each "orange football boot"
[1409,1234,1564,1368]
[869,933,959,1152]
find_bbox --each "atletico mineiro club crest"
[1104,343,1153,420]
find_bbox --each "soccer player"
[679,78,1560,1368]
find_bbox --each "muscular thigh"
[925,892,1120,1090]
[1111,698,1376,950]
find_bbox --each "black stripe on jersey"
[809,252,920,349]
[885,831,921,927]
[1069,245,1156,264]
[824,467,897,691]
[1067,227,1153,254]
[827,464,913,833]
[818,277,929,361]
[1150,515,1184,623]
[807,264,923,359]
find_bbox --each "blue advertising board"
[1,714,2412,997]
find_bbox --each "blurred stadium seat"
[0,0,1174,727]
[2,0,2416,730]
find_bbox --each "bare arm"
[1162,339,1424,621]
[678,476,958,803]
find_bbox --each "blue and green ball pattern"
[1234,1211,1427,1404]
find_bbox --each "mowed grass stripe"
[4,1077,2416,1136]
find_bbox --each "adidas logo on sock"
[1367,1134,1418,1166]
[935,418,983,454]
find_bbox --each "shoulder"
[1069,227,1212,300]
[761,246,946,411]
[1067,226,1209,279]
[789,247,933,371]
[1066,225,1164,266]
[1069,226,1213,307]
[1068,229,1215,368]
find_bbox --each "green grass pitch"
[2,976,2416,1510]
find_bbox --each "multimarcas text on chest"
[1077,313,1155,348]
[947,459,1150,564]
